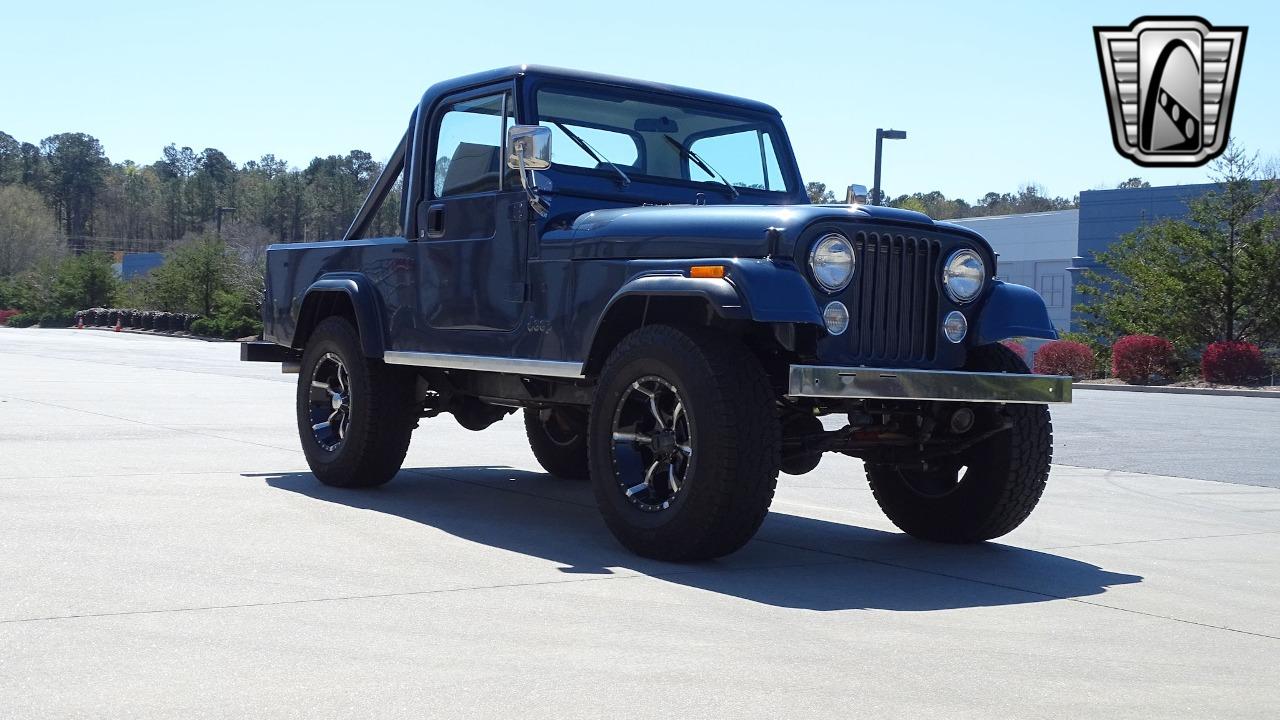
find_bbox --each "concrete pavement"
[1,328,1278,718]
[1052,388,1280,488]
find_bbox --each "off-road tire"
[296,316,417,488]
[587,324,780,561]
[865,343,1052,542]
[524,407,590,480]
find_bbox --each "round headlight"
[943,249,986,303]
[823,301,850,335]
[808,233,855,293]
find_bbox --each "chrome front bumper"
[787,365,1072,404]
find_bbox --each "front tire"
[865,343,1052,542]
[587,325,780,561]
[296,316,417,488]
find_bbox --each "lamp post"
[215,206,236,237]
[871,129,907,206]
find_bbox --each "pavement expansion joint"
[0,392,300,454]
[1042,529,1280,551]
[0,557,859,626]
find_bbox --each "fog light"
[942,311,967,343]
[823,301,849,336]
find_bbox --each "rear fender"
[295,274,387,357]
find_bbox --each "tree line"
[0,129,404,336]
[0,130,401,249]
[804,181,1078,218]
[1076,146,1280,351]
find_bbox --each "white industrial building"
[949,210,1079,334]
[940,183,1218,338]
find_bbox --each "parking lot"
[2,329,1279,718]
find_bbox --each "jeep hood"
[562,203,985,260]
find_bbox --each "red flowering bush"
[0,309,20,326]
[1111,334,1174,384]
[1033,340,1095,380]
[1201,341,1267,384]
[1000,340,1028,362]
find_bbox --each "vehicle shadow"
[253,465,1142,612]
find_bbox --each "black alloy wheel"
[609,376,694,512]
[307,352,352,452]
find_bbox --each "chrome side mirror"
[507,125,551,217]
[506,125,551,170]
[846,183,869,205]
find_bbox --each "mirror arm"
[517,147,548,218]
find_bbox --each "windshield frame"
[523,78,806,204]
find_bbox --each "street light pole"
[871,129,907,206]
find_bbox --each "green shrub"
[7,312,37,328]
[0,277,18,309]
[189,318,214,337]
[145,235,235,316]
[37,309,76,328]
[185,289,260,339]
[1,252,118,322]
[54,252,118,311]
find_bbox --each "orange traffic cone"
[114,318,122,332]
[76,316,84,329]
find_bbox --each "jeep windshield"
[532,85,796,199]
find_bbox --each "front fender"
[296,273,387,357]
[599,260,825,327]
[601,273,752,321]
[972,280,1058,344]
[723,259,824,325]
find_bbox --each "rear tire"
[524,407,589,480]
[296,316,418,488]
[865,343,1052,542]
[587,324,780,561]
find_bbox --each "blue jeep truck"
[242,65,1071,561]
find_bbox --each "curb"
[1075,382,1280,399]
[63,326,235,343]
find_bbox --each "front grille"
[848,231,940,363]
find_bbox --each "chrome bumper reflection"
[787,365,1072,404]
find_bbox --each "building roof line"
[948,209,1080,222]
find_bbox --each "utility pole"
[872,129,907,206]
[215,207,236,237]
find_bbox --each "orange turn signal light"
[689,265,726,279]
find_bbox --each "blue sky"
[2,1,1274,201]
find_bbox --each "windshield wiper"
[664,135,739,200]
[553,122,630,189]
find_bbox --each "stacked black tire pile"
[75,308,199,333]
